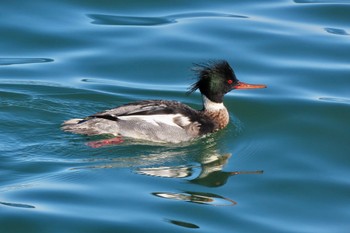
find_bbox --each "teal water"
[1,0,350,232]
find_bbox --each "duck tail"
[61,118,89,134]
[62,118,84,126]
[61,118,116,136]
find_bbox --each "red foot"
[87,137,124,148]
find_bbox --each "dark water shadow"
[324,27,349,36]
[88,12,248,26]
[0,58,54,66]
[0,201,35,209]
[166,219,200,229]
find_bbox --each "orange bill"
[234,81,267,89]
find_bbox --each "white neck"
[202,95,226,111]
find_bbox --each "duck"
[62,60,266,147]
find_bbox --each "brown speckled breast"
[204,108,229,131]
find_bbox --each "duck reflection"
[153,191,237,206]
[135,153,263,187]
[74,138,263,209]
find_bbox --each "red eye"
[227,80,233,85]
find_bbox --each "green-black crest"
[187,60,239,103]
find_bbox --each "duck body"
[62,98,228,143]
[62,60,266,144]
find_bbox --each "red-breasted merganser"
[62,60,266,146]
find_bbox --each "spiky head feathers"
[187,60,238,103]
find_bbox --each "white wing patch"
[118,114,191,128]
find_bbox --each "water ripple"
[294,0,350,3]
[0,58,54,66]
[88,12,247,26]
[319,97,350,105]
[0,201,35,209]
[324,27,349,36]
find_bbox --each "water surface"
[1,0,350,232]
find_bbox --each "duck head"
[188,60,266,103]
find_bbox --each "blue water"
[1,0,350,232]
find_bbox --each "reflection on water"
[136,153,263,187]
[140,151,262,207]
[153,191,237,206]
[137,165,193,178]
[88,146,262,208]
[74,142,262,207]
